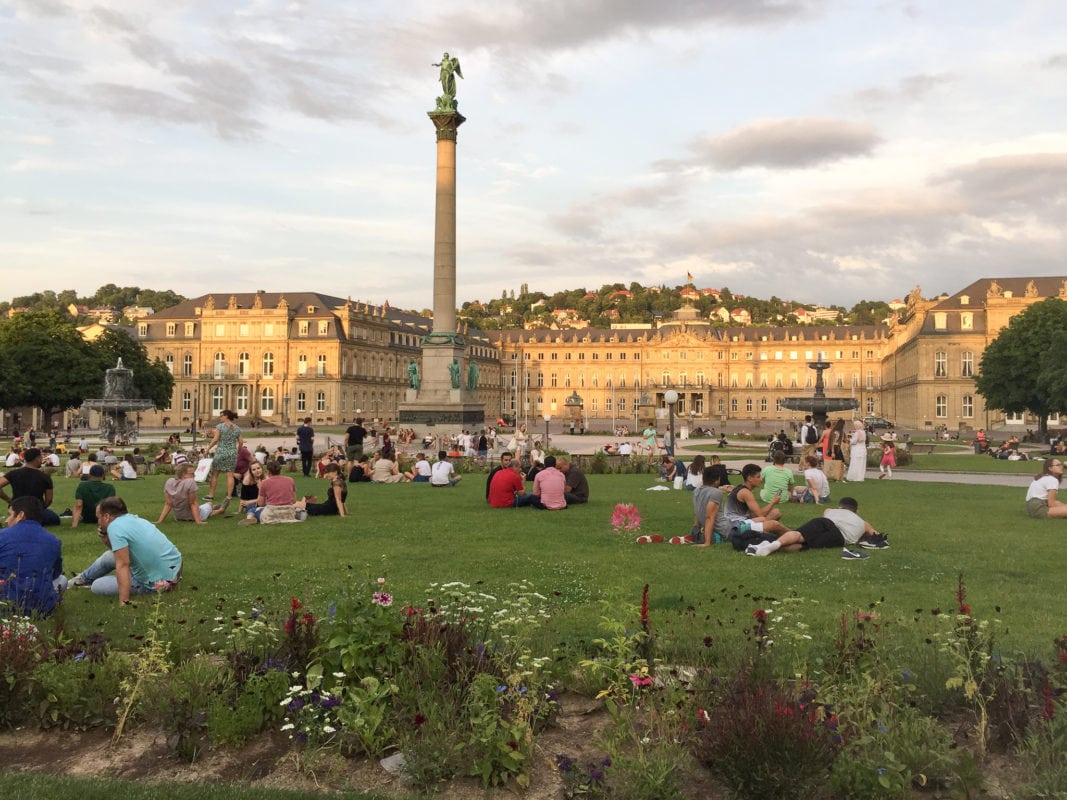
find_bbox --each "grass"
[43,466,1066,660]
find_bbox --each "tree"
[90,328,174,409]
[0,311,103,415]
[974,298,1067,437]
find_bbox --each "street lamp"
[664,389,679,457]
[542,412,551,450]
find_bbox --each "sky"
[2,0,1066,312]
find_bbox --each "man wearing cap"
[0,447,61,526]
[71,464,117,527]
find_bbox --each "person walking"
[295,417,315,477]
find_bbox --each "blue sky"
[2,0,1065,311]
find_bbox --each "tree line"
[0,284,185,321]
[458,282,890,329]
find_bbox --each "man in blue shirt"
[70,497,182,606]
[0,496,66,616]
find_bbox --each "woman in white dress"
[846,419,868,482]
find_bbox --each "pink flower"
[372,591,393,607]
[377,577,386,585]
[629,673,654,688]
[611,503,642,533]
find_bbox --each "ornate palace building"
[132,278,1066,434]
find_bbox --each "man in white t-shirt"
[405,453,433,483]
[748,497,887,556]
[430,451,461,487]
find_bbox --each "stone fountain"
[780,355,858,430]
[81,358,156,444]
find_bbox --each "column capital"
[428,111,466,141]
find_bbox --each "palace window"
[317,391,326,412]
[962,395,974,418]
[297,392,306,412]
[935,351,947,377]
[262,352,274,376]
[183,354,193,377]
[298,355,308,376]
[261,387,275,414]
[961,351,974,378]
[935,394,947,418]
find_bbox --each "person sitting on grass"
[690,464,732,546]
[240,460,298,525]
[722,463,788,535]
[404,453,432,483]
[70,496,183,604]
[295,462,348,517]
[72,464,116,527]
[760,450,795,503]
[349,455,372,483]
[558,457,589,505]
[1,497,66,617]
[430,451,462,488]
[1025,458,1067,519]
[532,455,566,510]
[794,455,831,504]
[746,497,888,557]
[487,458,534,508]
[237,460,265,516]
[158,463,229,525]
[658,455,679,482]
[110,453,139,481]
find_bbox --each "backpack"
[805,423,818,445]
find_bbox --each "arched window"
[238,352,250,377]
[262,352,274,376]
[213,352,226,378]
[261,387,275,414]
[234,386,249,413]
[935,394,947,418]
[212,386,224,413]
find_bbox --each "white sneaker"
[745,544,760,556]
[69,573,90,587]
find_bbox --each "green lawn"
[44,467,1064,659]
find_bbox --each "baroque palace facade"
[133,277,1066,433]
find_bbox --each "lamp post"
[542,412,551,450]
[664,389,678,457]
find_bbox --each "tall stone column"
[430,112,463,336]
[398,106,484,427]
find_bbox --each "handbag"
[193,457,213,482]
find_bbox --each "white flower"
[281,723,295,731]
[332,671,346,678]
[322,725,336,734]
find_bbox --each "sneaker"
[860,534,890,550]
[238,516,258,526]
[668,536,688,545]
[745,544,760,556]
[841,548,870,560]
[59,508,73,517]
[69,573,89,587]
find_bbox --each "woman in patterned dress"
[205,410,244,502]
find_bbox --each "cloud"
[933,153,1067,212]
[1043,53,1067,69]
[850,72,953,108]
[660,118,881,172]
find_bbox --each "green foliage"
[0,311,102,412]
[975,297,1067,434]
[1018,701,1067,799]
[692,675,840,800]
[29,655,124,730]
[0,617,45,728]
[207,669,288,747]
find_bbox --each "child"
[879,438,896,479]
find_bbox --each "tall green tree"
[0,311,102,415]
[975,297,1067,437]
[90,328,174,408]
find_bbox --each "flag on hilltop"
[686,271,694,283]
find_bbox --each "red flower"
[753,609,767,624]
[958,603,971,616]
[414,714,427,727]
[290,596,303,612]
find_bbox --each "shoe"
[860,534,889,550]
[69,573,89,587]
[878,473,885,480]
[59,508,72,517]
[238,517,258,526]
[636,535,652,543]
[841,548,870,560]
[668,536,688,545]
[745,544,760,556]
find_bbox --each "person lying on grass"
[746,497,888,556]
